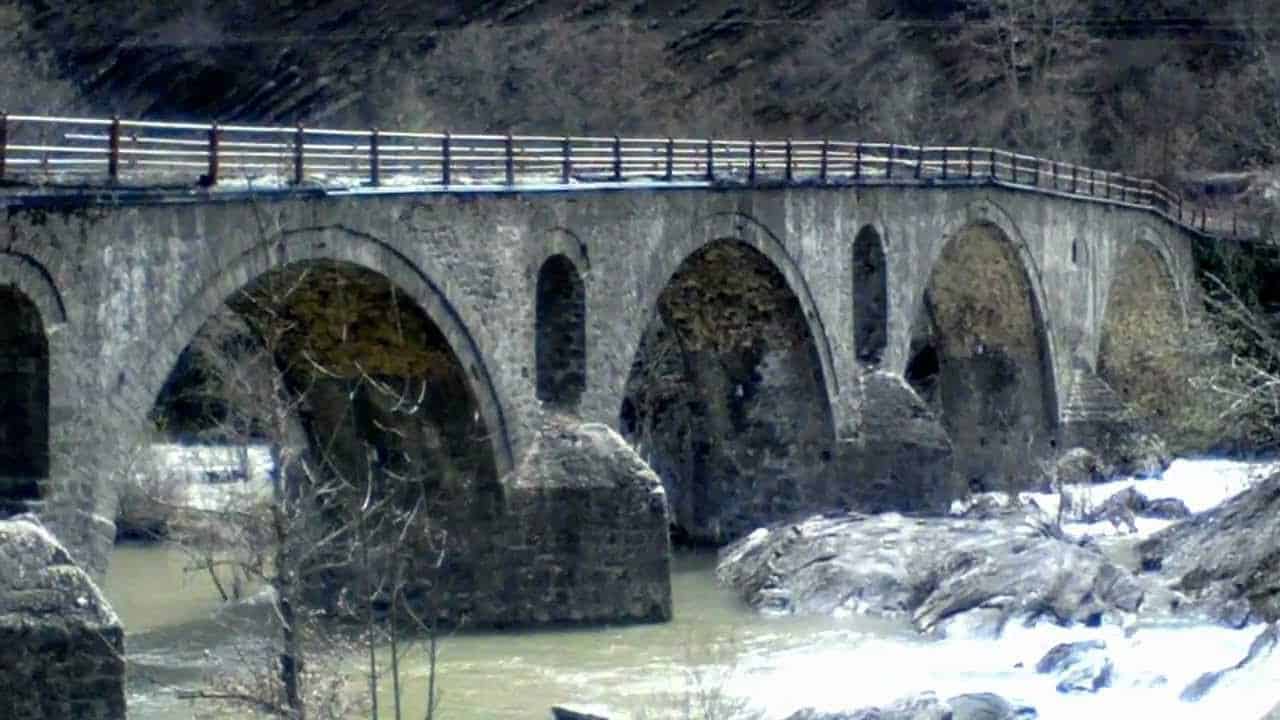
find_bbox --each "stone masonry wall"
[0,184,1203,578]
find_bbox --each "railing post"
[206,122,220,186]
[1010,154,1017,184]
[887,143,894,179]
[989,148,996,180]
[748,139,757,185]
[0,111,8,181]
[368,128,380,187]
[820,139,829,183]
[108,116,121,182]
[664,138,674,182]
[706,138,714,181]
[1089,169,1095,195]
[785,139,794,183]
[292,122,304,185]
[940,147,947,180]
[1052,161,1058,190]
[563,137,573,184]
[612,135,623,182]
[441,132,451,186]
[1032,158,1039,186]
[967,147,974,178]
[1071,164,1078,193]
[1104,171,1111,199]
[915,146,923,179]
[505,134,515,186]
[854,142,863,181]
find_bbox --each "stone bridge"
[0,179,1201,624]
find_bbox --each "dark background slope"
[4,0,1280,183]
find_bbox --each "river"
[103,546,910,719]
[103,458,1280,720]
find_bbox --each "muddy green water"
[103,542,911,719]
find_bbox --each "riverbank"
[104,457,1280,719]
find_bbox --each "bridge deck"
[0,112,1257,241]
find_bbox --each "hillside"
[4,1,1280,187]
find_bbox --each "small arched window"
[0,287,49,510]
[852,225,888,365]
[535,255,586,407]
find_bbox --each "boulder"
[947,693,1037,720]
[1083,487,1191,527]
[1035,640,1113,693]
[1138,472,1280,622]
[718,511,1148,634]
[1180,622,1279,702]
[783,693,949,720]
[0,517,126,720]
[784,692,1035,720]
[1143,497,1191,520]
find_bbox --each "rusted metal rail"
[0,112,1255,241]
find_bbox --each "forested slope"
[3,1,1280,189]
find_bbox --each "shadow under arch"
[618,210,839,408]
[0,252,65,514]
[535,252,587,408]
[142,227,514,476]
[1124,224,1191,329]
[1098,230,1190,434]
[853,223,889,366]
[907,209,1061,493]
[619,232,836,545]
[907,200,1063,425]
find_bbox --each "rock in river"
[1035,640,1113,693]
[784,691,1036,719]
[717,511,1147,635]
[1138,471,1280,623]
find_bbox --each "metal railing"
[0,112,1255,240]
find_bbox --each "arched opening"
[853,225,888,365]
[132,259,497,609]
[535,254,586,407]
[906,223,1056,495]
[0,287,48,515]
[1098,243,1185,439]
[621,240,835,546]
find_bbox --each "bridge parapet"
[0,112,1255,241]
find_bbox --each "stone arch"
[907,211,1059,493]
[907,200,1063,423]
[0,253,64,514]
[1127,224,1190,327]
[142,229,513,475]
[853,224,889,366]
[0,252,69,328]
[535,254,587,408]
[1098,232,1189,435]
[616,210,839,409]
[620,235,836,545]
